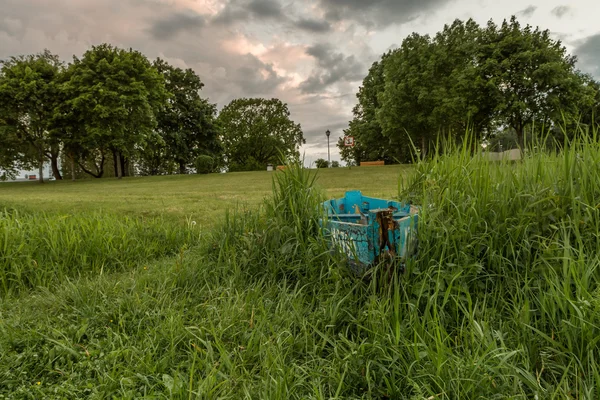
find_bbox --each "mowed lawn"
[0,165,411,225]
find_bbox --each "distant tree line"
[339,17,600,164]
[0,45,304,182]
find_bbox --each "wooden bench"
[359,161,385,167]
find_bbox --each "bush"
[314,158,329,168]
[195,155,214,174]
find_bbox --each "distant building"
[0,163,55,182]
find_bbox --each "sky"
[1,0,598,166]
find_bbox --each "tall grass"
[2,143,600,398]
[397,131,600,397]
[206,161,340,283]
[0,210,196,296]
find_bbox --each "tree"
[339,54,400,165]
[566,72,600,136]
[428,19,496,138]
[377,33,436,160]
[351,16,592,159]
[218,98,305,171]
[377,20,495,160]
[0,126,36,179]
[479,17,592,149]
[64,44,167,179]
[314,158,329,168]
[139,58,220,175]
[0,50,63,182]
[331,160,340,168]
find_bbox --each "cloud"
[294,18,331,33]
[0,17,24,37]
[574,33,600,79]
[317,0,451,28]
[551,5,571,18]
[516,5,537,18]
[304,120,350,147]
[213,0,283,24]
[300,43,365,93]
[247,0,282,18]
[148,11,205,40]
[0,0,453,161]
[230,54,288,95]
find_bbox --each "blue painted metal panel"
[321,191,419,274]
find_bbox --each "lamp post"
[325,129,331,168]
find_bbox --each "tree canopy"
[314,158,329,168]
[0,45,227,180]
[339,16,600,164]
[64,44,167,179]
[218,98,305,171]
[0,50,63,182]
[138,58,220,175]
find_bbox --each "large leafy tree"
[339,53,402,165]
[377,20,496,160]
[352,16,593,160]
[0,125,36,180]
[579,75,600,130]
[0,50,63,182]
[428,19,496,137]
[377,33,436,160]
[479,16,592,148]
[139,58,220,175]
[64,44,167,179]
[314,158,329,168]
[218,98,305,171]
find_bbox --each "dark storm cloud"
[306,43,364,76]
[247,0,283,18]
[516,5,537,18]
[148,11,205,40]
[551,5,571,18]
[300,43,365,93]
[213,0,282,24]
[574,33,600,79]
[294,18,331,33]
[317,0,450,28]
[231,54,287,95]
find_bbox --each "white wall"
[483,149,522,161]
[1,163,53,182]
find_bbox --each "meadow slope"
[1,152,600,399]
[0,166,410,227]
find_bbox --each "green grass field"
[2,150,600,399]
[0,165,410,227]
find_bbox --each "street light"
[325,129,331,168]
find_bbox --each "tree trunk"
[50,152,62,180]
[78,161,104,178]
[78,149,105,178]
[70,155,76,181]
[516,125,524,155]
[179,161,186,175]
[421,136,427,160]
[38,148,44,184]
[121,155,129,177]
[112,149,118,177]
[115,150,123,179]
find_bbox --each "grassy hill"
[0,165,411,227]
[2,150,600,398]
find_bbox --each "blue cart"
[321,190,419,275]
